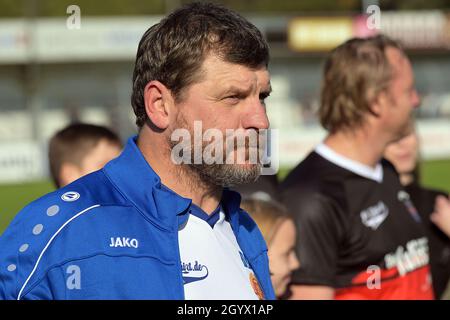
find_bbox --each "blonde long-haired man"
[280,35,433,300]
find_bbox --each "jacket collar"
[104,136,191,231]
[104,136,242,232]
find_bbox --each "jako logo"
[109,237,139,248]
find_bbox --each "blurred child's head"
[384,120,419,185]
[241,197,300,298]
[49,123,123,188]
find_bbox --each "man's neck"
[137,130,221,215]
[324,127,386,169]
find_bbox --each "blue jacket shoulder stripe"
[17,204,100,300]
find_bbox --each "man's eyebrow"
[220,85,253,96]
[219,82,271,96]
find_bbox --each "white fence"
[0,141,46,183]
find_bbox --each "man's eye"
[224,95,240,104]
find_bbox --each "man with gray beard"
[168,114,266,188]
[0,2,274,300]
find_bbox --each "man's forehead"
[201,55,270,88]
[218,70,271,91]
[386,47,409,69]
[386,47,413,80]
[385,46,404,60]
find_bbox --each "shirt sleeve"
[281,189,346,287]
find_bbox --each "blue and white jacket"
[0,137,275,300]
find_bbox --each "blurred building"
[0,11,450,182]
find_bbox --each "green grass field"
[0,159,449,235]
[0,180,55,234]
[419,159,450,194]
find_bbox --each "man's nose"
[291,253,300,270]
[241,98,270,130]
[412,89,421,109]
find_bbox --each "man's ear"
[369,90,388,118]
[59,163,82,187]
[143,80,173,130]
